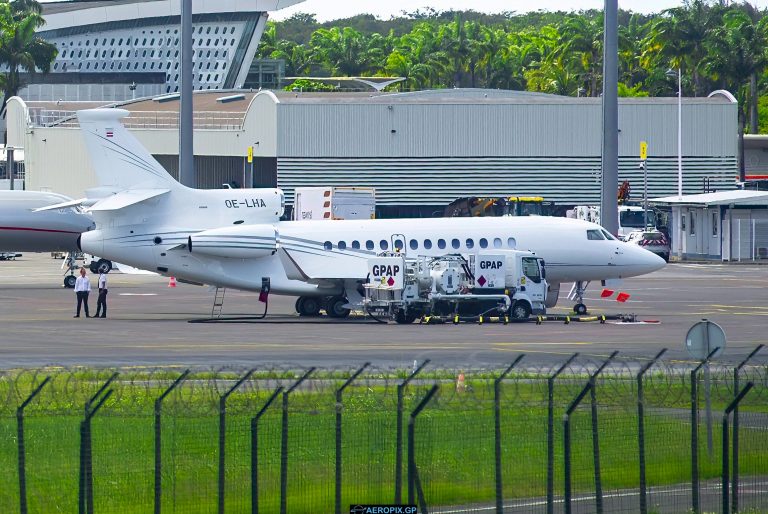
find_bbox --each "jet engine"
[188,224,277,259]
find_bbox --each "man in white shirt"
[74,268,91,318]
[95,271,108,318]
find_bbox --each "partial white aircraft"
[0,190,94,252]
[76,109,665,318]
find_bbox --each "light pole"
[667,68,683,258]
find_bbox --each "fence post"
[17,376,51,514]
[79,372,118,514]
[563,382,594,514]
[154,369,190,514]
[547,353,579,514]
[395,359,430,503]
[494,355,525,514]
[637,349,667,514]
[722,383,754,514]
[408,384,439,511]
[691,348,720,514]
[218,368,255,514]
[280,367,315,514]
[251,386,283,514]
[732,344,763,514]
[589,350,618,514]
[335,363,370,514]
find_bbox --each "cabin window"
[380,240,389,250]
[423,239,432,250]
[451,238,460,249]
[323,241,332,250]
[409,239,418,250]
[466,238,474,249]
[587,230,605,240]
[522,257,542,283]
[507,237,517,248]
[394,239,404,251]
[366,240,374,250]
[337,241,347,250]
[437,239,446,250]
[493,238,502,249]
[351,240,360,249]
[479,238,488,249]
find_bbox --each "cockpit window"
[587,229,605,240]
[601,229,616,240]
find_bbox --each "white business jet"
[76,109,665,318]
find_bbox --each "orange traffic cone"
[456,372,466,393]
[168,276,177,288]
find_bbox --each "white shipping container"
[293,187,375,220]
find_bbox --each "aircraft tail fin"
[77,109,182,191]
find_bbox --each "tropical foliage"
[258,1,768,132]
[0,0,57,118]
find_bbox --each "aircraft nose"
[626,244,666,275]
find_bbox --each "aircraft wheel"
[510,301,531,321]
[296,296,322,316]
[96,259,112,273]
[573,303,588,315]
[64,275,77,288]
[89,261,99,273]
[325,296,351,319]
[394,309,417,324]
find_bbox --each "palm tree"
[553,14,603,96]
[0,2,58,120]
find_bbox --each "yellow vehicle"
[444,196,552,217]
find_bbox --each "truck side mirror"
[540,260,546,280]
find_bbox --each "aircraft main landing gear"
[295,296,322,316]
[325,296,351,318]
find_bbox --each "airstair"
[211,287,226,318]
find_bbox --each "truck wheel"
[296,296,321,316]
[510,301,531,321]
[64,275,77,288]
[395,309,417,324]
[326,296,351,318]
[661,253,670,262]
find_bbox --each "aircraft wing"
[278,247,369,286]
[87,189,170,211]
[33,198,87,212]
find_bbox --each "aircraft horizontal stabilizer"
[33,198,87,212]
[87,189,170,212]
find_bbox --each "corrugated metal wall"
[277,101,737,158]
[277,155,737,205]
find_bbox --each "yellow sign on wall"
[247,146,253,163]
[640,141,648,161]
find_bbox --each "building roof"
[651,190,768,206]
[42,0,160,15]
[271,88,735,105]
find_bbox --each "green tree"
[0,0,58,120]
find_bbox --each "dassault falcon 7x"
[76,108,665,318]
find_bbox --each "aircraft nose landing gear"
[568,281,590,315]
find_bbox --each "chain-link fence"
[0,351,766,514]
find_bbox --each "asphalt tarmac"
[0,254,767,368]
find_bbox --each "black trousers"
[95,289,108,317]
[76,291,90,317]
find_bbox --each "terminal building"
[19,0,302,102]
[7,88,739,217]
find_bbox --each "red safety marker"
[601,289,614,298]
[616,292,631,303]
[168,276,177,288]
